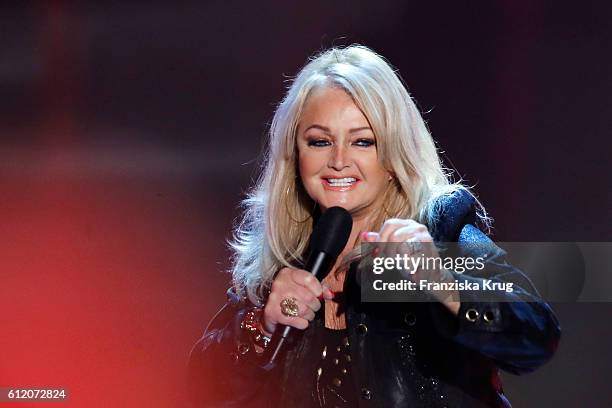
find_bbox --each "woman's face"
[296,87,390,217]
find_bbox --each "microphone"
[263,206,353,370]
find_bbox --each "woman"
[188,45,560,407]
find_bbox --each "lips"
[322,177,360,191]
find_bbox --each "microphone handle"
[262,251,332,371]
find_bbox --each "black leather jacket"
[188,191,561,407]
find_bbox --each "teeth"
[326,177,356,187]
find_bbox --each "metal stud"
[404,312,417,326]
[237,343,250,355]
[465,308,479,322]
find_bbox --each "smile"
[322,177,359,191]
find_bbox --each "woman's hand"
[262,267,334,335]
[363,218,439,267]
[363,218,460,315]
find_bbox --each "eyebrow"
[304,124,372,134]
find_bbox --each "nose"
[328,145,351,171]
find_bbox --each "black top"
[311,328,356,407]
[187,189,562,408]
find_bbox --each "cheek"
[297,154,315,196]
[360,155,388,186]
[297,153,324,203]
[298,152,324,180]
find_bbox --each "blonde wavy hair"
[229,45,489,305]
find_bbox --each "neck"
[340,212,372,257]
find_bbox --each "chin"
[320,202,356,212]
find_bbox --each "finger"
[263,289,312,333]
[414,231,433,242]
[307,297,322,313]
[272,287,318,320]
[385,221,428,259]
[293,285,321,312]
[291,269,324,298]
[302,309,316,321]
[390,225,420,242]
[271,268,318,300]
[321,284,334,300]
[361,231,380,242]
[277,314,309,330]
[378,218,410,242]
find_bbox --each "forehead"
[299,87,370,128]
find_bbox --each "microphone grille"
[310,207,353,258]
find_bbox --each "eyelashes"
[306,138,376,147]
[307,139,331,147]
[354,138,375,147]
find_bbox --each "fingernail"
[361,231,369,241]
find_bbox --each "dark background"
[1,1,610,406]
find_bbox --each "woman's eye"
[354,138,376,147]
[307,139,331,147]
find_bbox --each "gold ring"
[280,297,300,317]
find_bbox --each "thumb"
[321,284,334,300]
